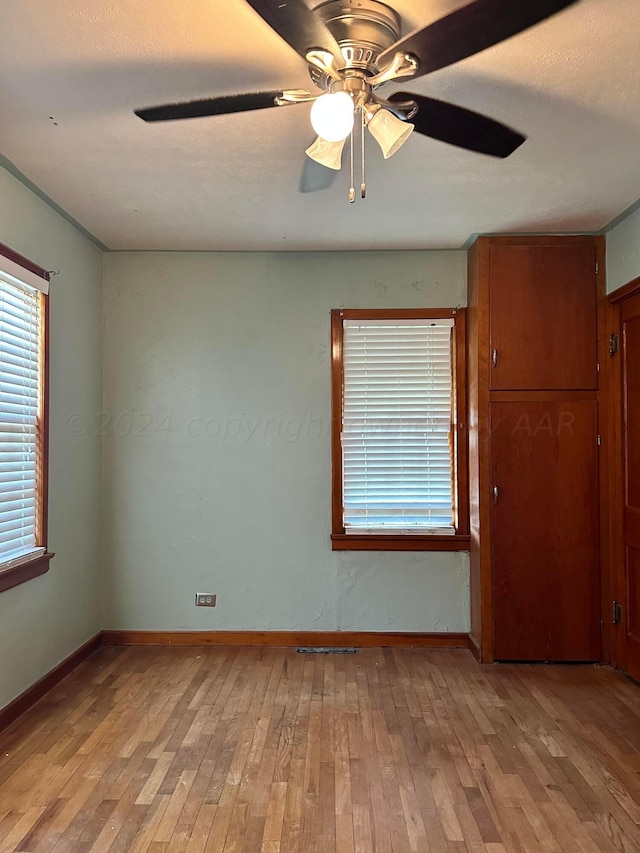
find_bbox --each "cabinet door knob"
[493,485,499,504]
[492,348,498,368]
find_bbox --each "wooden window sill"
[331,535,470,552]
[0,552,55,594]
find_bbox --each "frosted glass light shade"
[305,136,346,170]
[310,92,354,143]
[368,108,414,159]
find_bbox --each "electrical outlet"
[195,593,216,607]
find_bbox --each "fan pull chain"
[349,126,355,204]
[360,106,366,199]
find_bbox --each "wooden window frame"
[331,307,470,551]
[0,242,53,594]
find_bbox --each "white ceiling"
[0,0,639,251]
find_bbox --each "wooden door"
[621,292,640,679]
[491,401,600,660]
[489,245,598,390]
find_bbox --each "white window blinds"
[0,270,45,568]
[342,318,455,533]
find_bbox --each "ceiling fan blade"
[390,92,525,158]
[378,0,579,79]
[300,156,339,193]
[135,90,289,122]
[245,0,343,63]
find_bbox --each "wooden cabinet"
[468,236,604,662]
[490,401,600,661]
[489,245,598,391]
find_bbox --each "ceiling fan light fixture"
[310,91,355,142]
[367,107,414,159]
[305,136,346,171]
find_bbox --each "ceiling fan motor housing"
[310,0,401,88]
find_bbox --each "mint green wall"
[0,167,103,710]
[607,205,640,293]
[0,168,470,709]
[102,251,470,633]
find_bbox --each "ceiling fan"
[135,0,579,200]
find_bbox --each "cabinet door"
[490,401,600,661]
[620,293,640,679]
[489,245,597,390]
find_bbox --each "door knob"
[493,485,499,504]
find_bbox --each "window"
[0,243,52,593]
[331,308,469,551]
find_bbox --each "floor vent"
[296,647,358,654]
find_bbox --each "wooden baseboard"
[101,630,470,649]
[468,632,482,662]
[0,632,102,733]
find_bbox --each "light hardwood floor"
[1,646,640,852]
